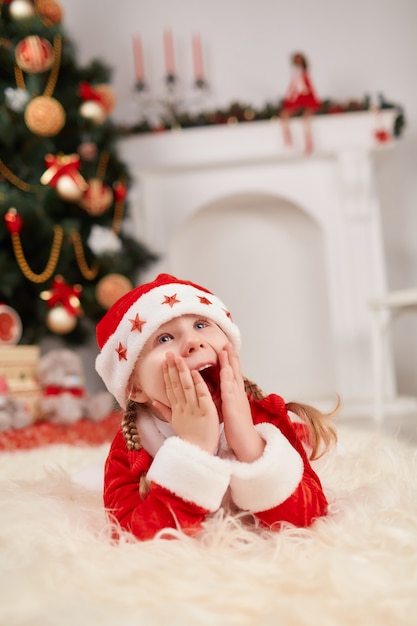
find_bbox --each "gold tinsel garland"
[9,223,63,283]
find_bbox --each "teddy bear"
[37,348,115,425]
[0,376,32,432]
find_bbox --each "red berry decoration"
[4,208,23,234]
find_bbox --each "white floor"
[337,402,417,446]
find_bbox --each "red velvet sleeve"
[253,466,328,529]
[103,430,210,541]
[250,395,328,529]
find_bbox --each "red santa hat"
[95,273,241,409]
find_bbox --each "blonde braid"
[121,399,141,451]
[121,399,150,498]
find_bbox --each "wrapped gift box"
[0,345,42,421]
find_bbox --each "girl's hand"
[220,344,265,462]
[153,351,220,454]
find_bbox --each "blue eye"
[157,333,172,344]
[195,320,208,330]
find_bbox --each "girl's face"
[128,314,229,412]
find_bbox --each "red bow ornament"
[79,82,115,114]
[40,153,88,190]
[42,276,83,316]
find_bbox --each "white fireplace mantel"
[119,110,403,418]
[121,109,396,169]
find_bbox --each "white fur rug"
[1,425,417,626]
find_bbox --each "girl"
[95,273,337,540]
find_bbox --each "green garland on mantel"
[118,94,405,138]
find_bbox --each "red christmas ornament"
[15,36,54,73]
[41,275,83,316]
[0,304,22,345]
[4,208,23,234]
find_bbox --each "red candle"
[192,33,204,81]
[164,29,175,76]
[133,35,145,83]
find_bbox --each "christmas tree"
[0,0,156,345]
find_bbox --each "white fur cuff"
[229,422,304,513]
[147,437,231,511]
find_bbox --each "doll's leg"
[302,112,313,154]
[280,109,293,146]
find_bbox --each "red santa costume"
[95,274,328,541]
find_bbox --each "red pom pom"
[4,208,23,234]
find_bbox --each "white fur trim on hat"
[95,279,240,409]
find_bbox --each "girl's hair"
[242,378,338,460]
[121,378,339,498]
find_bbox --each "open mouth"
[198,364,220,399]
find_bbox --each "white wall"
[59,0,417,397]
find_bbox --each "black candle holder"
[194,77,207,90]
[165,74,177,87]
[135,80,147,93]
[133,73,209,130]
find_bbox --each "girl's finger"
[164,352,185,405]
[223,343,245,389]
[190,369,212,408]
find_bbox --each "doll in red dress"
[95,273,338,541]
[281,52,321,153]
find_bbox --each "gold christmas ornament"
[24,95,65,136]
[56,174,84,202]
[94,84,116,113]
[95,274,133,310]
[35,0,64,25]
[9,0,36,20]
[15,36,54,73]
[46,305,77,334]
[79,101,107,125]
[79,179,113,216]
